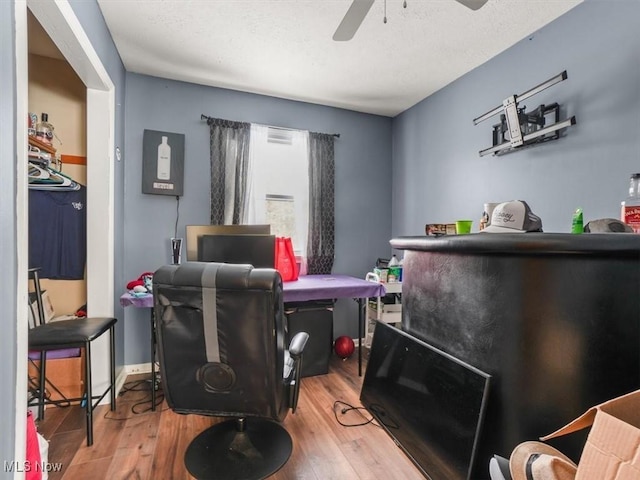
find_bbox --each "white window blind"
[246,125,309,260]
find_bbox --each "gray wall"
[392,0,640,238]
[1,0,19,473]
[122,73,393,365]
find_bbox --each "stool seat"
[29,317,117,349]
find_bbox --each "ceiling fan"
[333,0,489,41]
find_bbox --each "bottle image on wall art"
[157,136,171,180]
[142,129,184,196]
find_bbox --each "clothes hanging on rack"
[28,161,81,191]
[29,185,87,280]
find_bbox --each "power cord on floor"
[332,400,380,428]
[130,391,166,415]
[118,379,150,394]
[104,376,167,419]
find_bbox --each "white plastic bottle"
[157,136,171,180]
[621,173,640,233]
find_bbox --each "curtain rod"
[200,114,340,138]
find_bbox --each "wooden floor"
[36,350,424,480]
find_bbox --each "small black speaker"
[285,301,333,377]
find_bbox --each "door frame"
[15,0,116,459]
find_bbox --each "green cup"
[455,220,473,234]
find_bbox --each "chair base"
[184,418,292,480]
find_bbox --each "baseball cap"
[482,200,543,233]
[584,218,633,233]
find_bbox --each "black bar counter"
[390,233,640,478]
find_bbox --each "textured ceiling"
[97,0,582,117]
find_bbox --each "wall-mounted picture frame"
[142,129,185,196]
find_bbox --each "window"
[246,125,309,259]
[208,118,335,275]
[265,194,296,238]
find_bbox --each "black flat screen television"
[360,322,491,480]
[197,234,275,268]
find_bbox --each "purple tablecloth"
[120,275,385,306]
[120,274,384,378]
[120,292,153,309]
[283,274,386,302]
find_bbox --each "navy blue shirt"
[29,186,87,280]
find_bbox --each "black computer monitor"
[360,322,491,480]
[185,224,271,261]
[197,234,275,268]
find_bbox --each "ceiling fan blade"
[455,0,489,10]
[333,0,375,41]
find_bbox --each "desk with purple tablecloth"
[283,274,384,302]
[119,292,157,409]
[283,275,386,375]
[121,274,386,383]
[120,293,153,309]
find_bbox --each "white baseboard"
[98,363,153,404]
[124,362,153,375]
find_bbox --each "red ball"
[334,336,355,359]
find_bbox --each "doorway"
[15,0,117,456]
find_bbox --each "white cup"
[483,203,500,226]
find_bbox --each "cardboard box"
[541,389,640,480]
[388,266,402,283]
[373,267,388,283]
[425,223,456,236]
[28,354,84,403]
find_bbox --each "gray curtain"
[307,132,335,274]
[208,117,251,225]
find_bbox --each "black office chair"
[153,262,309,480]
[27,268,117,446]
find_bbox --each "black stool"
[27,268,117,446]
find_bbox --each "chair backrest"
[28,268,48,328]
[153,262,290,422]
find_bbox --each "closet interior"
[27,10,88,404]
